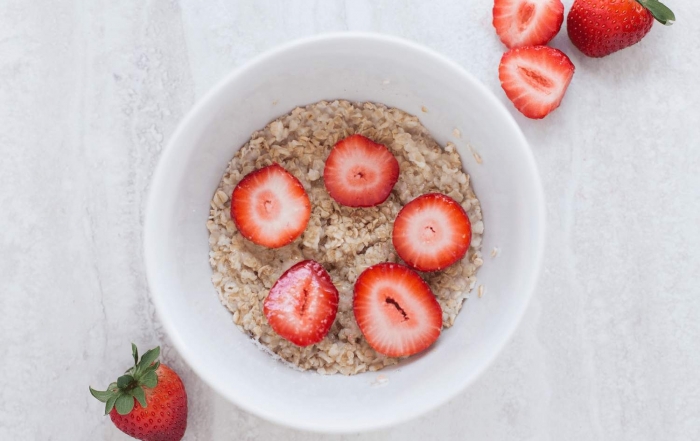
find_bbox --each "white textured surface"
[1,0,699,439]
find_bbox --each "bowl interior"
[145,34,544,433]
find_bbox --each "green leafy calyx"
[89,345,161,416]
[636,0,676,25]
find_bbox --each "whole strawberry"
[90,345,188,441]
[567,0,675,58]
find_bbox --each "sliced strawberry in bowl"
[392,193,472,272]
[264,260,339,347]
[498,45,575,119]
[493,0,564,48]
[323,134,400,207]
[231,163,311,248]
[354,263,442,358]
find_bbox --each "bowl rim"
[144,31,546,433]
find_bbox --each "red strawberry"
[498,46,575,119]
[231,163,311,248]
[567,0,675,58]
[354,263,442,357]
[323,134,400,207]
[392,193,472,272]
[264,260,339,346]
[90,345,188,441]
[493,0,564,48]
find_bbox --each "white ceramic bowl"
[145,33,545,433]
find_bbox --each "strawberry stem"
[89,344,161,415]
[636,0,675,25]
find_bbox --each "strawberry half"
[263,260,339,346]
[493,0,564,48]
[392,193,472,272]
[498,45,575,119]
[323,134,400,207]
[353,263,442,357]
[231,163,311,248]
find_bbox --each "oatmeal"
[207,100,484,375]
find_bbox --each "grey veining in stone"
[1,0,699,439]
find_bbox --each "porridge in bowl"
[207,100,484,375]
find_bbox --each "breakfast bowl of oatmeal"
[144,33,544,432]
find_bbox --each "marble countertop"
[1,0,699,439]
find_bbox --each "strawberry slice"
[498,45,575,120]
[231,163,311,248]
[493,0,564,48]
[353,263,442,357]
[263,260,339,346]
[392,193,472,272]
[323,134,400,207]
